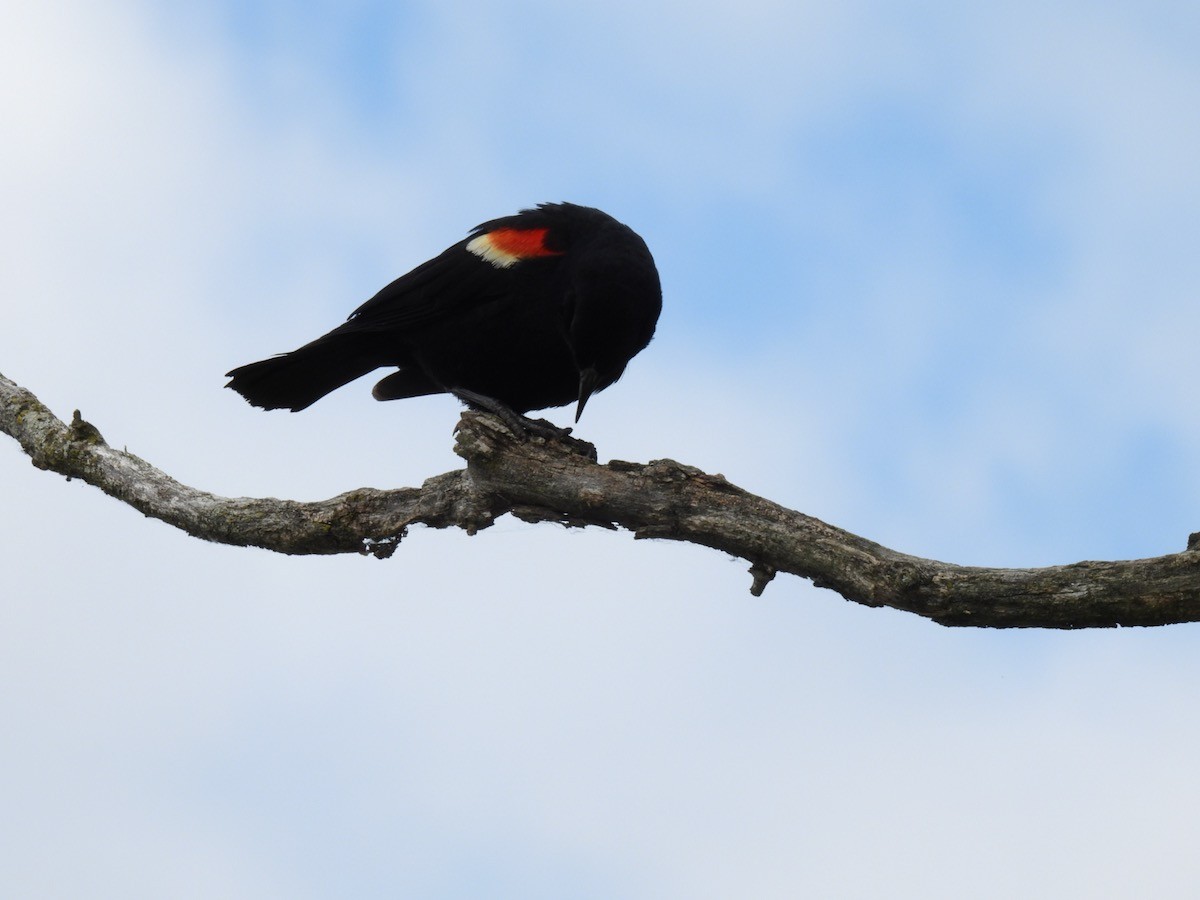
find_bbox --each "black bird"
[226,202,661,425]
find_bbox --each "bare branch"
[0,371,490,557]
[5,369,1200,628]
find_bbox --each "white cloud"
[5,2,1200,898]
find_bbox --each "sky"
[3,1,1200,897]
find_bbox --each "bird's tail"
[225,334,383,411]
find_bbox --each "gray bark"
[4,370,1199,629]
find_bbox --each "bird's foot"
[451,389,595,456]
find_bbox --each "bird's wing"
[340,241,502,333]
[335,220,567,335]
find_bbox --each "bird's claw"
[452,389,595,458]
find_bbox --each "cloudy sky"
[4,1,1200,896]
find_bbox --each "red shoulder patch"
[466,227,564,269]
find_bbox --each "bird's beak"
[575,367,600,422]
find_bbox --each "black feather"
[226,202,662,418]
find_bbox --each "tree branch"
[4,370,1200,628]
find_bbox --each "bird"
[225,202,662,429]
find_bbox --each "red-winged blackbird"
[226,202,661,424]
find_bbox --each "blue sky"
[3,1,1200,897]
